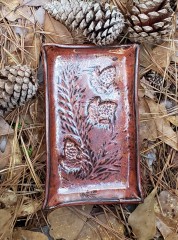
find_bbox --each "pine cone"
[0,65,38,116]
[143,69,174,100]
[144,70,165,90]
[127,0,174,43]
[44,0,125,45]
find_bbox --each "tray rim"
[43,43,143,209]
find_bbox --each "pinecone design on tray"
[87,96,117,129]
[88,65,119,94]
[0,65,38,116]
[127,0,174,43]
[44,0,125,45]
[61,137,92,179]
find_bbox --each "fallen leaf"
[48,205,93,240]
[155,205,178,239]
[24,31,41,68]
[0,136,12,169]
[158,191,178,223]
[44,12,73,44]
[140,43,171,69]
[77,213,125,240]
[36,226,52,240]
[1,0,21,21]
[13,229,48,240]
[146,99,178,151]
[17,198,41,217]
[139,97,157,143]
[1,1,34,22]
[156,214,175,239]
[0,118,14,169]
[167,115,178,127]
[0,209,12,238]
[0,190,17,208]
[141,142,157,170]
[152,42,171,68]
[138,83,145,98]
[0,117,14,136]
[166,233,178,240]
[128,189,156,240]
[170,32,178,63]
[140,44,153,69]
[140,80,157,100]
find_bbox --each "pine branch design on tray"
[57,63,94,180]
[57,63,121,181]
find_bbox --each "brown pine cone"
[0,65,38,116]
[143,69,175,101]
[127,0,174,43]
[144,70,165,90]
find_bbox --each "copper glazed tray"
[43,44,142,208]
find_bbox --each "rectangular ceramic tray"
[43,44,142,208]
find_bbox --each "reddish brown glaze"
[43,44,142,209]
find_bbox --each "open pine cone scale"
[127,0,174,42]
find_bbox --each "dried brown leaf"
[170,31,178,63]
[167,115,178,127]
[140,44,153,69]
[1,0,36,22]
[0,117,14,136]
[140,80,156,100]
[24,31,41,68]
[0,118,15,169]
[139,97,157,143]
[140,43,171,70]
[152,42,171,68]
[158,191,178,223]
[17,198,41,217]
[13,229,48,240]
[0,137,12,169]
[156,215,174,239]
[138,83,145,98]
[77,213,125,240]
[146,99,178,151]
[44,12,73,44]
[48,205,93,240]
[1,0,21,21]
[165,233,178,240]
[0,209,12,238]
[0,190,17,208]
[128,189,156,240]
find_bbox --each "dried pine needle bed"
[0,0,178,239]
